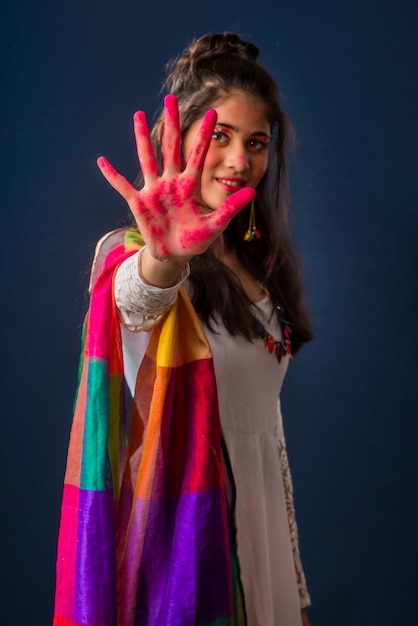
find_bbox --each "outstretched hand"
[97,95,255,262]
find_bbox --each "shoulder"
[89,228,143,292]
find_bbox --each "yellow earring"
[244,200,261,241]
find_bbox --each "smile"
[216,178,246,188]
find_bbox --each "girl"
[54,33,313,626]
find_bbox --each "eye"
[212,130,230,143]
[248,138,269,153]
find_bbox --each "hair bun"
[189,33,259,63]
[163,32,264,102]
[165,33,260,93]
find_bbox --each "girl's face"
[183,91,270,211]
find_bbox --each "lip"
[215,176,248,192]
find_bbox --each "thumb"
[209,187,256,231]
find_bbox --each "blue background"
[2,0,417,624]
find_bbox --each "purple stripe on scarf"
[75,489,117,624]
[117,489,231,625]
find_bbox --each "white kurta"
[115,249,310,626]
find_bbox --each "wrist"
[139,247,191,288]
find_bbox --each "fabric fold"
[53,228,245,626]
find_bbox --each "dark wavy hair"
[142,33,313,353]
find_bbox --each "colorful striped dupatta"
[53,229,246,626]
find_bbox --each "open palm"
[97,95,255,261]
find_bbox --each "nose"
[224,142,250,172]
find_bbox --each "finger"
[208,187,256,231]
[185,109,217,175]
[97,156,136,201]
[162,94,181,174]
[133,111,159,183]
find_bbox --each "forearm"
[114,247,190,331]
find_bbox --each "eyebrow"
[215,122,270,137]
